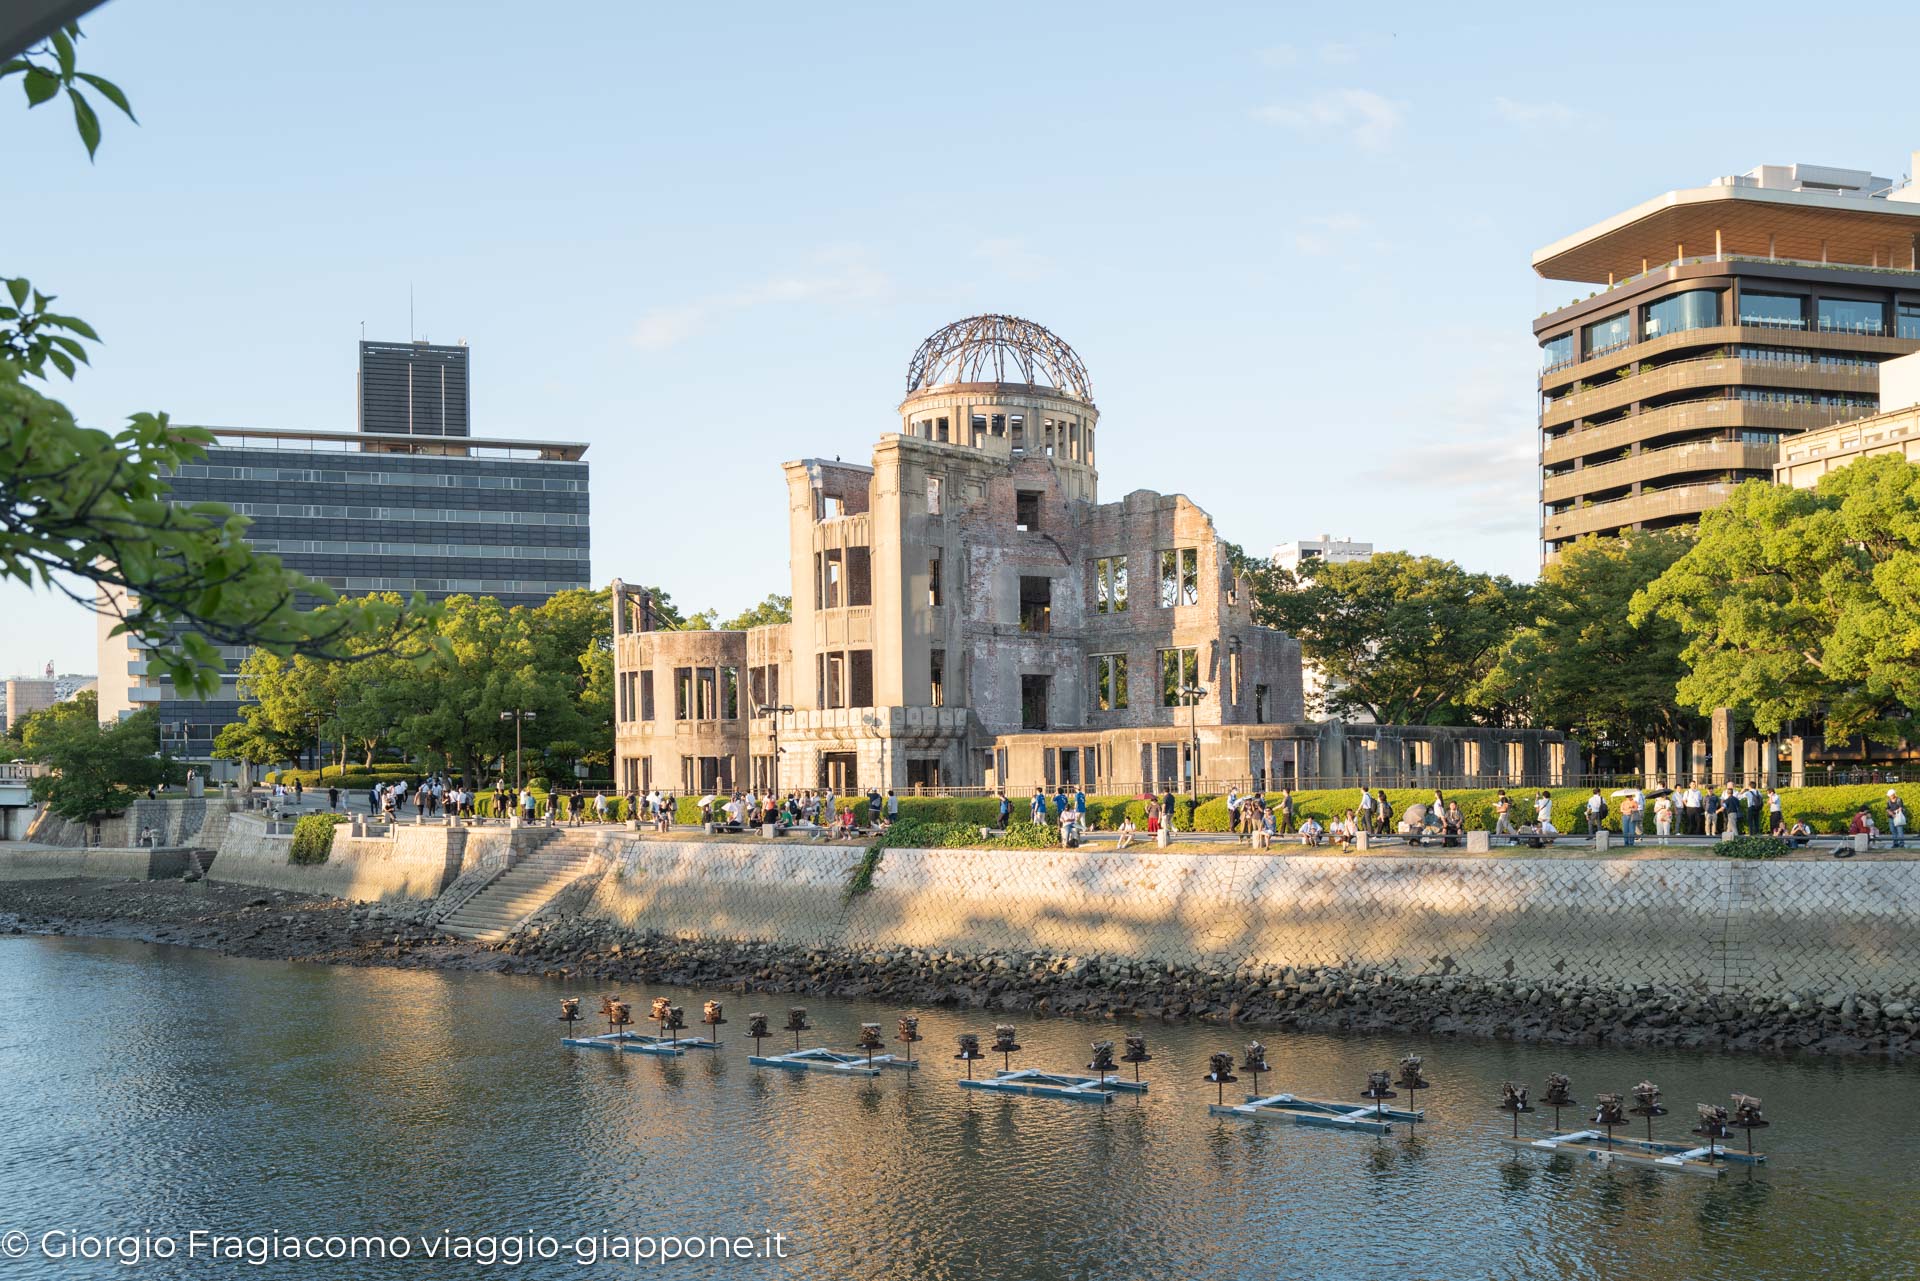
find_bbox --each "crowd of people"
[265,768,1913,855]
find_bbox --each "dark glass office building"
[358,340,471,437]
[101,347,591,770]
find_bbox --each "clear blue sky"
[7,0,1920,676]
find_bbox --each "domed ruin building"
[611,316,1572,796]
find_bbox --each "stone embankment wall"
[23,796,231,849]
[0,846,198,881]
[207,814,463,900]
[584,842,1920,996]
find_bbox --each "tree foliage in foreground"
[2,27,431,700]
[1473,531,1696,751]
[22,692,180,821]
[1251,551,1530,724]
[1632,455,1920,747]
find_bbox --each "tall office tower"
[1533,157,1920,558]
[358,339,471,437]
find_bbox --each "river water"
[0,936,1913,1280]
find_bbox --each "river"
[0,936,1911,1280]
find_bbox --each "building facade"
[97,341,590,769]
[1534,157,1920,558]
[612,316,1575,796]
[1776,350,1920,488]
[358,339,471,437]
[4,672,93,736]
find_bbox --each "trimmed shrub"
[288,812,348,865]
[1713,835,1789,860]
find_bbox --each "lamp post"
[757,704,793,795]
[1180,683,1208,795]
[499,709,537,790]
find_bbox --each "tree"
[1473,532,1696,751]
[24,695,178,821]
[1631,456,1920,746]
[1252,551,1529,724]
[2,27,433,699]
[719,594,793,630]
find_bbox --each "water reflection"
[0,935,1912,1281]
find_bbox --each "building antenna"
[359,319,365,341]
[409,284,415,341]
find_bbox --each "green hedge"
[267,764,415,786]
[1713,835,1789,860]
[289,812,348,864]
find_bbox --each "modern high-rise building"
[97,342,591,771]
[358,339,471,437]
[1533,156,1920,558]
[4,672,93,736]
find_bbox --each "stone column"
[1710,708,1738,785]
[1664,740,1682,788]
[1786,736,1806,788]
[1760,738,1778,789]
[1742,738,1762,788]
[1689,739,1709,785]
[1643,739,1660,787]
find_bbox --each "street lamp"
[499,709,537,789]
[1179,683,1208,796]
[757,704,793,794]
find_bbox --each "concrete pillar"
[1760,738,1778,789]
[1710,708,1738,786]
[1689,739,1710,785]
[1786,736,1806,788]
[1642,739,1660,787]
[1664,740,1682,788]
[1742,738,1762,788]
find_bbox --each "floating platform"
[1209,1091,1424,1135]
[562,1032,691,1058]
[747,1046,918,1075]
[1499,1128,1765,1178]
[957,1068,1150,1103]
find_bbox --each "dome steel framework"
[904,314,1092,402]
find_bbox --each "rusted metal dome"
[905,314,1092,402]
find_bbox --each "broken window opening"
[926,476,943,515]
[1021,674,1049,730]
[674,667,692,720]
[1019,575,1052,633]
[847,546,872,607]
[1093,652,1128,711]
[930,648,945,707]
[928,550,943,607]
[1159,647,1198,707]
[1015,490,1040,531]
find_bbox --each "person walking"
[1226,787,1242,834]
[1681,781,1702,836]
[1375,789,1393,836]
[1358,788,1376,834]
[1534,790,1552,831]
[1073,786,1087,827]
[996,790,1011,830]
[1277,788,1296,836]
[1766,788,1784,836]
[1494,790,1516,841]
[887,789,900,826]
[1030,788,1047,825]
[1701,786,1720,838]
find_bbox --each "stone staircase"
[435,829,608,942]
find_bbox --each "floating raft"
[958,1068,1149,1103]
[748,1046,917,1075]
[1210,1091,1424,1135]
[1499,1128,1764,1178]
[562,1032,690,1058]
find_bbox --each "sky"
[8,0,1920,677]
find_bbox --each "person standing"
[1161,786,1177,833]
[1357,788,1375,834]
[1681,781,1702,836]
[1375,790,1393,836]
[1583,788,1606,836]
[1226,787,1242,834]
[1073,786,1087,827]
[327,784,340,812]
[1534,790,1552,830]
[1701,786,1720,838]
[1620,792,1641,846]
[1653,792,1672,840]
[887,789,900,825]
[1493,790,1516,840]
[996,790,1011,830]
[1030,788,1047,825]
[1277,788,1295,836]
[1889,790,1908,850]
